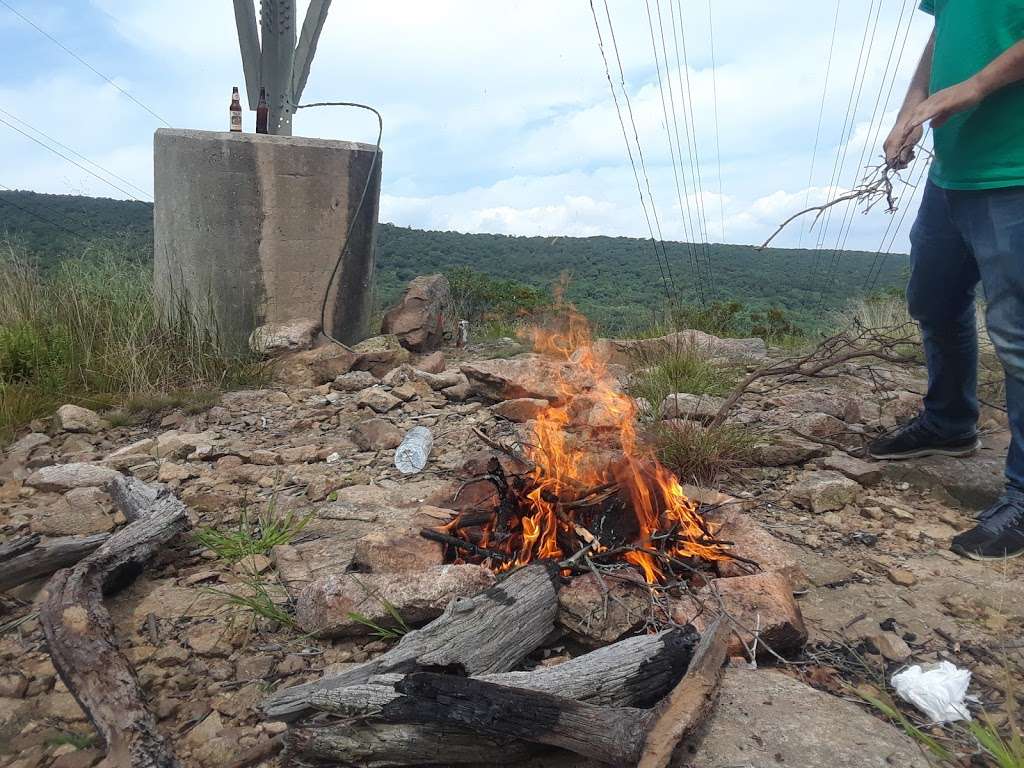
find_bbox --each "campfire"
[431,308,732,584]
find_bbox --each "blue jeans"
[907,180,1024,493]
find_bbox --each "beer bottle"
[256,87,269,134]
[229,87,242,132]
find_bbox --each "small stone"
[866,631,913,662]
[356,387,402,414]
[325,451,342,464]
[558,572,650,646]
[157,461,194,483]
[184,710,223,748]
[381,274,451,352]
[186,623,230,657]
[823,453,884,486]
[442,379,473,401]
[886,568,917,587]
[392,383,419,402]
[250,450,282,466]
[790,470,861,513]
[55,404,106,433]
[153,644,190,668]
[351,418,404,451]
[29,486,116,536]
[0,673,27,698]
[276,654,306,676]
[333,370,379,392]
[233,554,272,575]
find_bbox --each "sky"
[0,0,935,253]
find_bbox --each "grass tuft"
[629,342,737,410]
[194,500,312,564]
[650,420,755,484]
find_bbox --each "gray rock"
[749,435,828,467]
[333,370,379,392]
[26,462,120,493]
[8,432,50,454]
[790,470,861,513]
[29,486,116,535]
[658,392,726,422]
[356,387,402,414]
[595,329,767,366]
[688,669,929,767]
[248,319,321,356]
[822,452,883,485]
[55,404,106,434]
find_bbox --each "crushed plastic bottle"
[395,426,434,475]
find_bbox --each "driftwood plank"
[0,533,110,592]
[291,628,700,766]
[264,562,560,721]
[39,476,188,768]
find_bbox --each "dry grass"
[0,244,266,442]
[649,419,756,485]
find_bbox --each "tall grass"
[0,243,264,441]
[629,342,738,408]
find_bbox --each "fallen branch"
[0,533,111,592]
[708,324,920,430]
[39,475,188,768]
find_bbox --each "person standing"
[868,1,1024,560]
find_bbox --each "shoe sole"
[868,439,981,461]
[951,545,1024,562]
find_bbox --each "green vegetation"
[629,343,737,408]
[860,686,1023,767]
[650,419,756,484]
[0,241,264,441]
[194,501,312,564]
[207,574,298,630]
[1,190,909,337]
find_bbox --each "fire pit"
[428,310,733,584]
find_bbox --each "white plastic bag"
[891,661,972,723]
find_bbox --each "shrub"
[629,343,737,409]
[650,420,755,485]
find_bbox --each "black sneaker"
[951,497,1024,560]
[867,416,980,460]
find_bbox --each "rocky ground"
[1,307,1022,767]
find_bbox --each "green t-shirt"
[920,0,1024,189]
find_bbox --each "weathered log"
[382,672,649,765]
[265,562,560,721]
[0,533,41,559]
[290,629,700,765]
[39,476,188,768]
[638,616,730,768]
[0,533,110,592]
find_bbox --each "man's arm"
[905,39,1024,132]
[884,31,934,169]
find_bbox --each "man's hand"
[907,77,985,129]
[884,121,923,169]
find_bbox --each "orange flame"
[501,306,729,583]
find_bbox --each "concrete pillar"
[153,128,380,354]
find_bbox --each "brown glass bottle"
[229,87,242,132]
[256,87,269,134]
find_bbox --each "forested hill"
[0,189,908,332]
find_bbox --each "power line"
[587,0,674,303]
[0,107,152,200]
[798,0,842,249]
[706,0,726,242]
[668,0,716,298]
[0,114,151,202]
[0,0,171,127]
[599,0,681,302]
[825,0,916,290]
[645,0,705,304]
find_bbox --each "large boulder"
[272,344,356,387]
[26,463,120,493]
[461,355,594,404]
[381,274,451,352]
